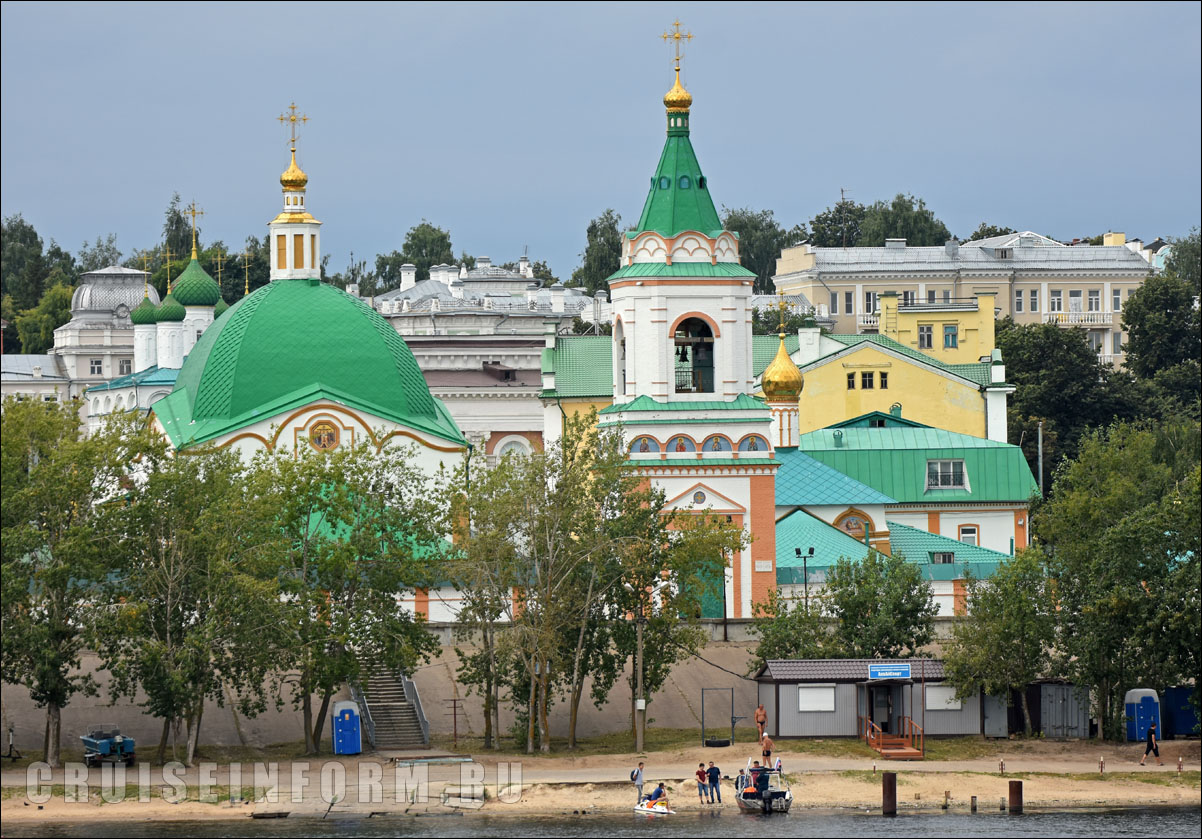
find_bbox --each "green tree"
[858,194,952,247]
[162,193,193,262]
[1164,227,1199,293]
[1,402,143,767]
[376,221,456,287]
[941,550,1057,734]
[9,248,48,314]
[1,294,18,355]
[721,207,806,293]
[824,550,938,658]
[807,199,867,248]
[751,304,816,335]
[571,210,622,295]
[250,442,441,754]
[2,214,43,303]
[749,591,834,672]
[93,443,283,765]
[1038,420,1201,738]
[968,223,1016,242]
[1121,271,1201,383]
[14,282,73,354]
[77,234,122,273]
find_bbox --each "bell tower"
[268,103,321,281]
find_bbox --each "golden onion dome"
[663,67,693,112]
[761,335,804,402]
[280,147,308,191]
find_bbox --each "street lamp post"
[635,604,646,753]
[795,546,815,608]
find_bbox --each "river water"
[5,807,1200,838]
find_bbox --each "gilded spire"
[242,248,253,296]
[761,298,804,402]
[278,102,310,191]
[163,243,175,293]
[183,200,205,260]
[661,20,694,113]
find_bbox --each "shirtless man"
[761,733,775,766]
[755,703,768,742]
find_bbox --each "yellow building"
[878,291,996,365]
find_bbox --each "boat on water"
[634,800,675,815]
[736,768,793,814]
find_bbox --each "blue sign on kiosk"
[869,664,912,680]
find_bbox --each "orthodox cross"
[661,19,693,67]
[242,248,254,296]
[776,296,790,336]
[163,243,175,293]
[213,250,226,293]
[139,250,151,297]
[278,102,308,148]
[183,200,205,258]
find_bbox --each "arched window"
[673,316,715,393]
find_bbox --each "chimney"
[795,326,822,366]
[460,263,467,279]
[990,348,1006,384]
[400,263,417,291]
[944,238,960,257]
[833,429,844,448]
[519,255,531,278]
[1103,232,1126,247]
[885,238,906,249]
[889,403,902,418]
[450,279,464,299]
[526,282,539,308]
[478,256,491,271]
[550,281,565,313]
[32,365,42,379]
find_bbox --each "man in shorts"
[1140,722,1163,766]
[761,733,774,765]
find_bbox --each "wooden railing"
[858,715,884,751]
[899,716,925,756]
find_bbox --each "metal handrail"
[402,675,430,746]
[348,680,377,750]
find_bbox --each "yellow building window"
[276,235,286,270]
[294,234,305,269]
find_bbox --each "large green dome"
[173,258,222,306]
[153,279,465,449]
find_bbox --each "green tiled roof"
[154,279,466,449]
[607,262,755,281]
[631,115,722,239]
[824,334,998,387]
[753,334,800,377]
[173,258,222,307]
[87,365,179,393]
[775,509,871,584]
[798,426,1038,503]
[214,297,230,318]
[541,335,612,398]
[130,295,158,325]
[600,393,766,414]
[886,520,1010,568]
[775,448,896,506]
[155,292,185,322]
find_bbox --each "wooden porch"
[858,714,924,760]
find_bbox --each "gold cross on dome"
[661,19,693,66]
[242,248,254,296]
[163,243,175,293]
[278,102,309,147]
[139,249,151,296]
[183,200,204,258]
[776,296,790,334]
[213,250,226,288]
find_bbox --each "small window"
[902,291,915,306]
[880,372,888,390]
[869,418,886,428]
[943,325,958,348]
[698,176,706,189]
[925,685,962,710]
[659,176,670,190]
[830,291,838,315]
[1014,289,1023,313]
[1029,289,1039,312]
[1049,290,1063,312]
[927,289,936,303]
[1088,290,1101,312]
[918,325,933,349]
[958,525,978,546]
[90,359,102,375]
[1112,331,1122,354]
[798,684,836,712]
[861,371,874,389]
[942,290,951,303]
[846,372,856,390]
[678,175,691,189]
[927,459,966,489]
[119,359,132,376]
[1113,290,1121,312]
[932,551,955,565]
[844,291,853,315]
[865,291,879,313]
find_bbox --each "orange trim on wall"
[957,523,982,546]
[610,278,747,291]
[413,588,430,619]
[927,512,940,535]
[952,579,968,616]
[748,474,776,618]
[667,311,723,339]
[1014,510,1028,550]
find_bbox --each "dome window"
[698,176,707,189]
[659,176,671,190]
[679,176,691,189]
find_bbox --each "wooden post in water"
[882,771,897,816]
[970,795,977,812]
[1008,780,1023,815]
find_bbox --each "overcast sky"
[2,2,1199,278]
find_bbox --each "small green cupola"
[213,297,230,318]
[130,295,159,325]
[631,60,722,239]
[155,292,186,322]
[173,258,222,307]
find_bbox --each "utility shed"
[754,659,985,740]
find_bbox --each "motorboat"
[735,768,792,814]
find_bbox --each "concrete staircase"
[359,665,429,750]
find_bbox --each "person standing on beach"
[633,761,645,802]
[707,761,722,804]
[761,733,774,765]
[696,763,710,803]
[1140,722,1163,766]
[755,703,768,742]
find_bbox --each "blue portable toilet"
[1124,689,1160,742]
[331,699,362,755]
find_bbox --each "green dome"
[213,297,230,318]
[173,258,222,307]
[153,279,466,449]
[130,295,159,325]
[155,293,186,322]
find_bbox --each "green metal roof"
[886,520,1011,566]
[540,335,612,399]
[607,262,755,281]
[631,118,722,239]
[827,411,930,430]
[600,393,766,414]
[775,447,896,506]
[797,426,1038,503]
[753,334,800,377]
[155,292,186,322]
[87,365,179,393]
[153,279,466,449]
[213,297,230,318]
[130,295,158,325]
[172,258,222,307]
[775,509,871,584]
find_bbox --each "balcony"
[1044,311,1114,326]
[857,313,880,329]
